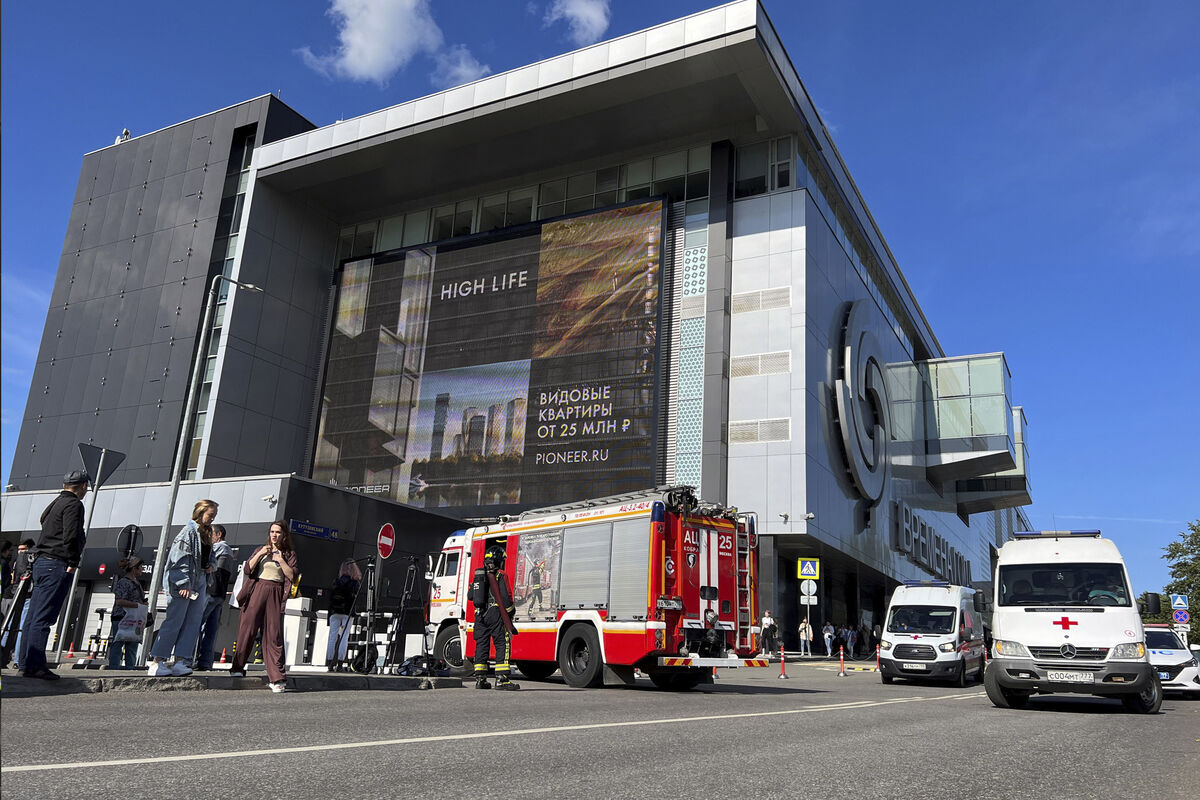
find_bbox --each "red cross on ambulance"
[1052,616,1077,630]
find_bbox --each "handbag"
[114,603,147,642]
[235,568,257,608]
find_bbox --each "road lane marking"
[2,692,986,773]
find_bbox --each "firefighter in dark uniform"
[471,545,519,690]
[527,560,546,611]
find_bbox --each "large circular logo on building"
[832,301,891,505]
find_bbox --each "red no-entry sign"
[377,523,396,560]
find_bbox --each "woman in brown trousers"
[229,520,298,692]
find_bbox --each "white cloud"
[431,45,492,89]
[544,0,610,47]
[299,0,493,89]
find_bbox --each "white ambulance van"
[878,581,986,687]
[985,530,1163,713]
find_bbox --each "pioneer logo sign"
[831,301,891,506]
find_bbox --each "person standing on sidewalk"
[760,610,777,659]
[20,470,90,680]
[194,524,235,670]
[798,617,813,657]
[822,621,834,657]
[147,499,217,677]
[107,556,146,669]
[228,521,298,693]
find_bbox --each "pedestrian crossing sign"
[1170,594,1188,610]
[797,559,820,579]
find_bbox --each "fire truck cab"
[428,485,766,689]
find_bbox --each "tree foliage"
[1160,519,1199,642]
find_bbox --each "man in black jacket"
[21,470,89,680]
[471,545,519,690]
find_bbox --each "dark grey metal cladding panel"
[130,136,156,187]
[145,230,174,289]
[90,147,119,198]
[81,194,109,248]
[166,121,196,179]
[154,172,186,233]
[116,345,152,408]
[282,307,317,370]
[559,522,612,609]
[136,180,165,237]
[66,249,96,305]
[73,153,101,205]
[243,358,280,417]
[62,202,89,255]
[205,400,246,468]
[236,408,272,467]
[266,418,304,472]
[111,139,138,193]
[608,518,650,620]
[148,132,174,182]
[126,236,154,291]
[186,115,217,172]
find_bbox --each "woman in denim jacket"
[147,499,217,676]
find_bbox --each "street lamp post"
[140,274,262,663]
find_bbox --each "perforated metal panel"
[558,522,612,608]
[608,519,651,620]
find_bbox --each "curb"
[1,669,462,696]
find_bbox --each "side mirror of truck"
[1140,593,1162,616]
[972,592,986,613]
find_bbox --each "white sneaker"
[170,661,193,677]
[269,682,287,693]
[148,661,171,677]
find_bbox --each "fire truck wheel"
[649,671,701,691]
[516,661,557,681]
[558,625,603,688]
[433,626,472,677]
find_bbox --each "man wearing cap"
[20,470,90,680]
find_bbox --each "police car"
[1144,625,1200,696]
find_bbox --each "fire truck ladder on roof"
[513,485,699,520]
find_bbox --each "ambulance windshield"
[886,605,955,634]
[998,563,1130,607]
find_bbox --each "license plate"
[1047,670,1094,684]
[901,662,927,670]
[1157,671,1170,680]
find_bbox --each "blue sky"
[2,1,1197,594]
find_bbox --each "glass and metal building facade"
[4,0,1032,637]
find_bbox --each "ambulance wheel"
[433,626,472,677]
[955,661,967,688]
[516,660,557,681]
[558,625,603,688]
[984,663,1029,709]
[1122,677,1162,714]
[880,673,894,684]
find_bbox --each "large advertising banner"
[313,200,664,515]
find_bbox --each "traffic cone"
[219,648,227,664]
[67,643,75,659]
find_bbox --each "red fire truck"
[428,486,766,689]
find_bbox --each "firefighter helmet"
[484,545,506,570]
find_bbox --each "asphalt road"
[2,660,1197,800]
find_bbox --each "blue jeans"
[799,636,811,656]
[2,599,31,668]
[21,557,73,672]
[108,620,138,669]
[194,594,224,668]
[149,587,206,664]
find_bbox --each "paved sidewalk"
[0,667,461,696]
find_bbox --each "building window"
[734,136,793,198]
